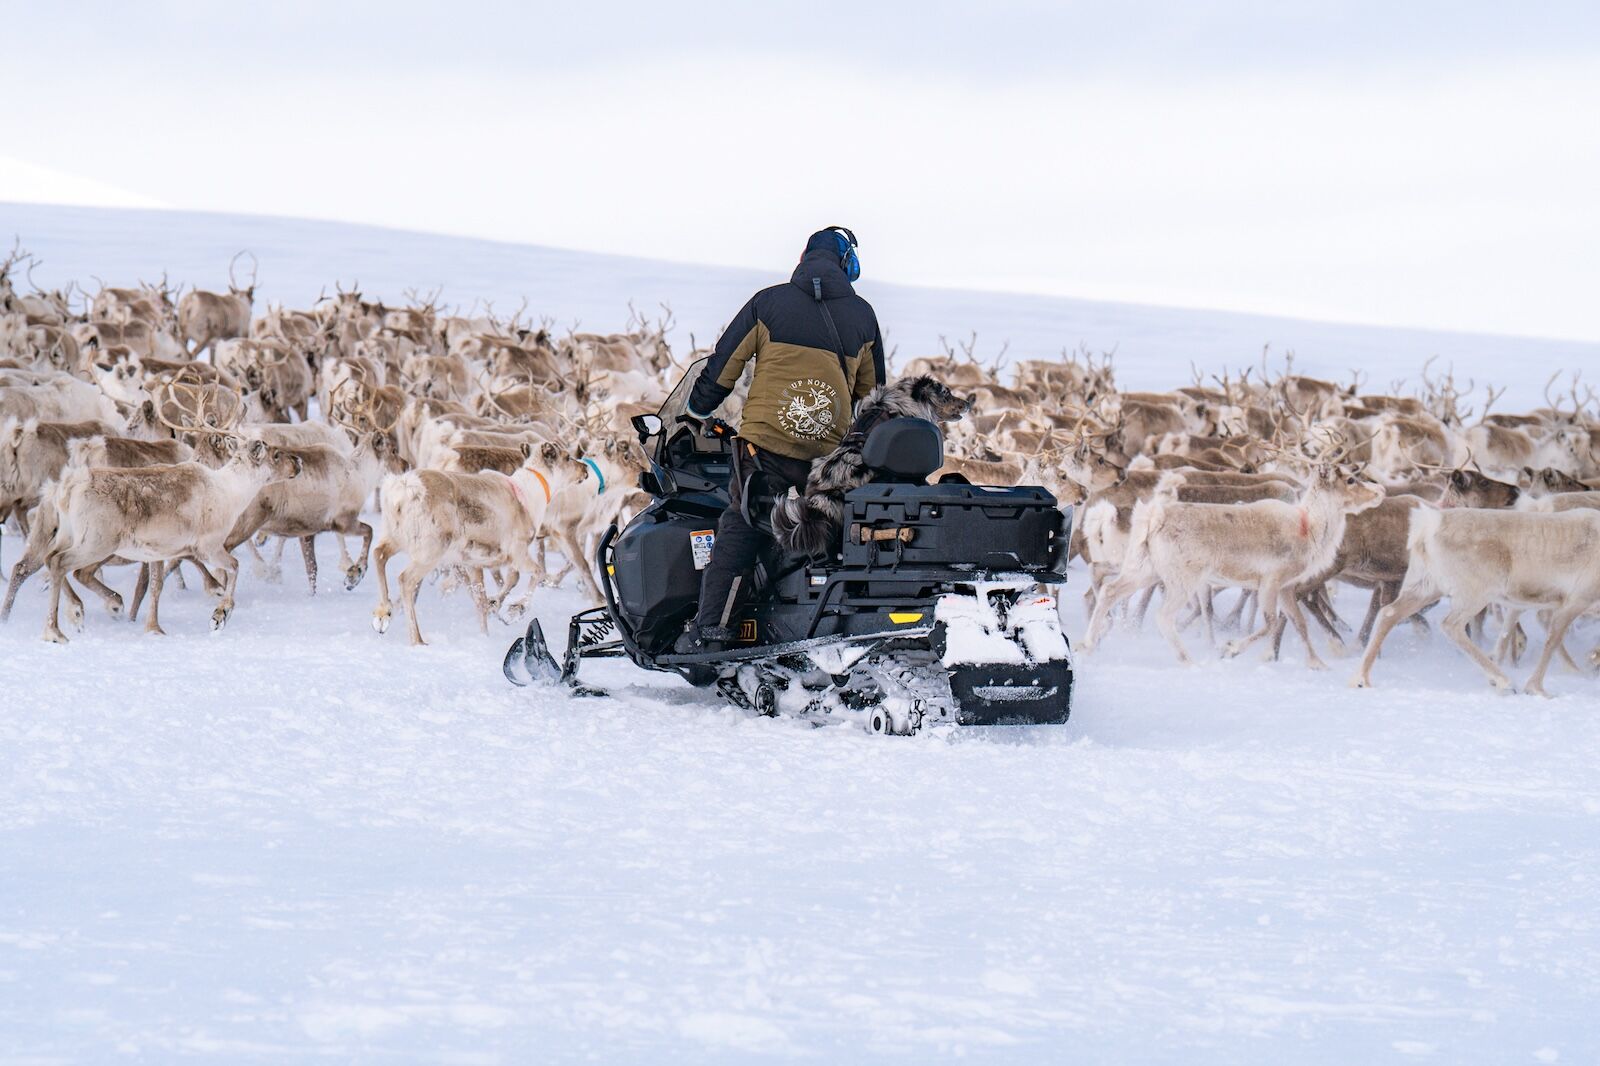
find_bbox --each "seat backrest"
[861,417,943,483]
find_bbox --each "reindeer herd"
[0,242,664,646]
[3,240,1599,697]
[907,340,1600,696]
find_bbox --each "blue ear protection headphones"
[828,225,860,282]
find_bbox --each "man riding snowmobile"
[676,225,885,658]
[503,230,1075,733]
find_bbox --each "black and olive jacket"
[688,249,886,461]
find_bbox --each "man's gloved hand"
[700,416,736,441]
[681,412,735,440]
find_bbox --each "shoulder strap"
[811,276,850,376]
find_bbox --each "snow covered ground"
[2,203,1599,1062]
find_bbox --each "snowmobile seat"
[861,417,943,484]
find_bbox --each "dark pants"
[693,443,813,632]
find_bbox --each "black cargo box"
[841,483,1067,572]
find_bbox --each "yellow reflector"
[888,612,923,624]
[607,565,615,575]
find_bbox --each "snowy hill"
[5,202,1594,410]
[2,203,1597,1063]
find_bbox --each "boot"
[674,623,734,656]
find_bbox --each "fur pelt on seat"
[770,376,973,558]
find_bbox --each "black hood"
[790,248,855,301]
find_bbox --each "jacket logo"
[778,378,838,440]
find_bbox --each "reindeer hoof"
[211,607,231,631]
[1347,674,1370,689]
[43,627,68,644]
[145,624,167,637]
[344,565,366,591]
[373,611,390,635]
[106,595,125,620]
[1489,675,1512,692]
[1222,640,1245,659]
[1306,658,1329,672]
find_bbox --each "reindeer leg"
[1509,620,1529,665]
[189,556,224,597]
[299,535,318,595]
[1466,606,1489,647]
[253,533,288,584]
[562,531,605,605]
[525,535,549,589]
[1081,571,1147,653]
[1351,582,1438,688]
[1556,635,1584,676]
[74,564,124,620]
[465,567,491,634]
[1357,585,1385,646]
[1175,597,1202,632]
[1132,584,1157,630]
[1304,585,1348,653]
[548,559,574,588]
[1492,608,1523,665]
[1441,599,1512,691]
[1225,580,1281,660]
[1152,580,1193,665]
[206,547,241,631]
[371,538,397,634]
[42,558,68,643]
[269,536,290,582]
[497,567,526,622]
[144,560,167,636]
[1524,605,1586,697]
[128,562,150,622]
[63,577,86,631]
[3,551,45,623]
[503,544,542,621]
[333,531,356,580]
[399,562,430,646]
[1219,588,1250,632]
[1280,586,1328,670]
[343,518,374,591]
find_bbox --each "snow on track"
[2,537,1597,1062]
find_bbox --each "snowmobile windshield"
[650,357,737,493]
[655,357,713,444]
[655,357,748,455]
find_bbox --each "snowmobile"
[503,359,1074,734]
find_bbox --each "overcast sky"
[3,2,1597,341]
